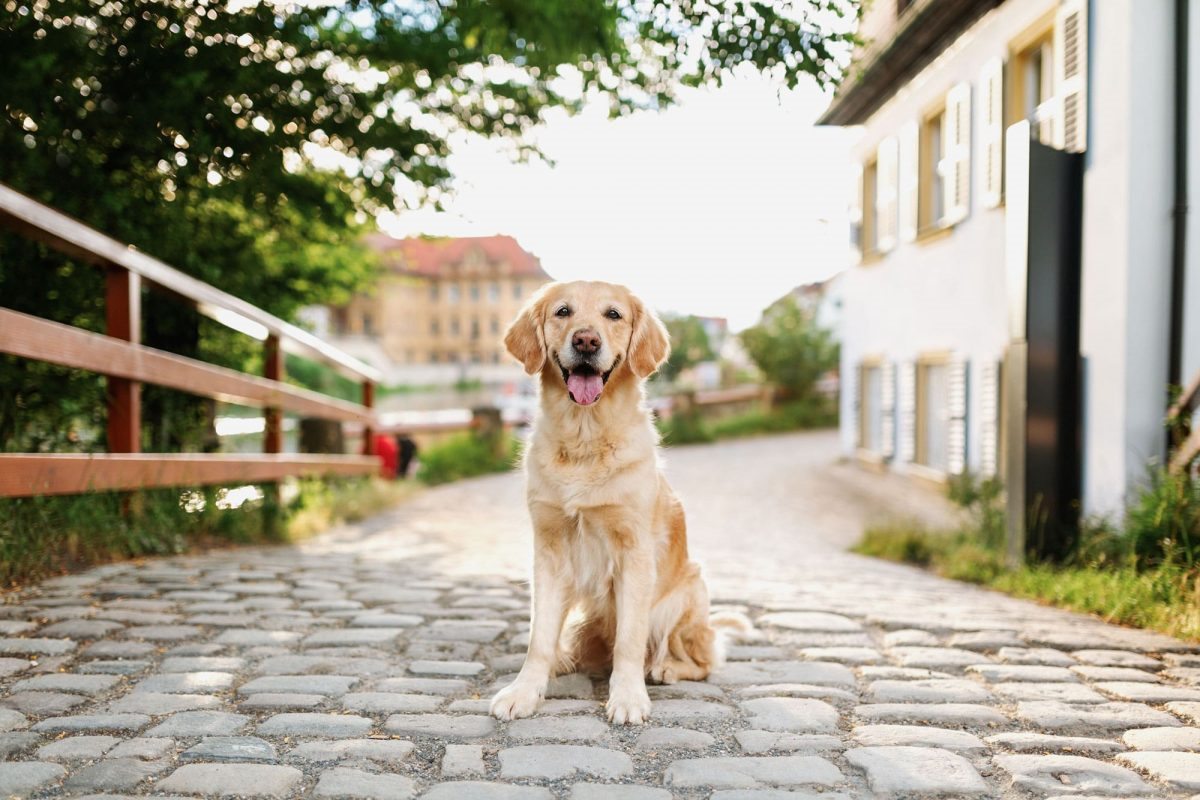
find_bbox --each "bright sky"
[378,71,855,331]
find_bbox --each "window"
[918,82,970,232]
[450,319,460,337]
[470,318,480,340]
[362,312,375,336]
[490,317,500,335]
[859,363,883,452]
[430,319,439,335]
[488,282,500,302]
[448,284,460,303]
[430,352,440,364]
[513,282,522,300]
[861,158,878,259]
[916,358,951,473]
[1012,32,1055,145]
[919,107,946,232]
[1007,2,1086,153]
[470,283,480,302]
[429,284,439,301]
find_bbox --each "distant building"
[328,234,552,382]
[822,0,1200,516]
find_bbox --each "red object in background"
[369,433,398,478]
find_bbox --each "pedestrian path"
[0,431,1197,798]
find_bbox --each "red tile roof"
[366,233,549,279]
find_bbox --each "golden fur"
[489,280,723,725]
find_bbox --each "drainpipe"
[1168,0,1189,407]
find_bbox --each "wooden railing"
[0,182,381,497]
[1169,369,1200,474]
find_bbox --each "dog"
[489,280,730,725]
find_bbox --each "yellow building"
[333,234,551,367]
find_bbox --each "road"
[0,430,1197,798]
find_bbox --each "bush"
[656,397,836,445]
[658,411,715,446]
[416,432,521,485]
[1125,468,1200,567]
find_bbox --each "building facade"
[824,0,1200,515]
[330,234,551,383]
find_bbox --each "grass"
[0,476,416,589]
[854,470,1200,641]
[657,397,837,446]
[416,431,522,486]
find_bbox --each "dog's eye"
[605,309,621,320]
[555,306,572,318]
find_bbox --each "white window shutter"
[849,163,863,263]
[1054,0,1088,153]
[943,82,972,224]
[875,138,899,253]
[898,122,919,243]
[978,360,1000,476]
[849,364,859,448]
[980,57,1005,208]
[897,361,916,462]
[880,360,896,459]
[947,356,969,475]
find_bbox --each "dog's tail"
[708,610,759,670]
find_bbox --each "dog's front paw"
[606,680,651,725]
[490,681,543,721]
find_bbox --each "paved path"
[2,430,1200,798]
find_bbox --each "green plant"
[658,316,716,384]
[416,432,521,486]
[946,472,1006,549]
[739,297,839,401]
[1125,468,1200,567]
[658,412,715,446]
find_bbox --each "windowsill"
[855,449,888,471]
[915,224,953,245]
[905,462,950,487]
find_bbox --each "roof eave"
[817,0,1005,126]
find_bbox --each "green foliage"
[946,471,1006,550]
[658,410,716,446]
[656,397,836,446]
[739,297,839,400]
[1125,468,1200,568]
[855,467,1200,641]
[0,1,856,453]
[416,432,521,486]
[285,355,364,404]
[0,477,413,587]
[659,315,716,384]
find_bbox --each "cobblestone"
[1,432,1199,797]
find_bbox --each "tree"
[0,0,857,450]
[739,295,838,400]
[660,314,716,383]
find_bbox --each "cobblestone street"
[2,431,1200,798]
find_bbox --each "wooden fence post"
[362,380,376,456]
[263,334,284,534]
[105,267,141,453]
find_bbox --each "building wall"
[1079,0,1175,515]
[337,267,547,369]
[1185,0,1200,395]
[838,0,1057,476]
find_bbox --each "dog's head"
[504,281,670,406]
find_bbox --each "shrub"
[1125,468,1200,567]
[416,432,521,485]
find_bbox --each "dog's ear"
[505,284,552,375]
[628,295,671,378]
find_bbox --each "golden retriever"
[489,280,724,725]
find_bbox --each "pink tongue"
[567,372,604,405]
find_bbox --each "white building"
[823,0,1200,516]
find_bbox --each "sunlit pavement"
[1,430,1197,798]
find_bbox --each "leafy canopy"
[660,314,717,383]
[0,0,856,449]
[739,294,838,399]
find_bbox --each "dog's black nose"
[572,329,601,355]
